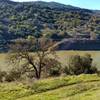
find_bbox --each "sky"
[12,0,100,10]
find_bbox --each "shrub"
[81,54,93,74]
[89,66,98,74]
[64,54,97,75]
[5,65,35,82]
[0,70,7,82]
[49,66,61,76]
[63,66,71,75]
[67,55,83,75]
[45,58,62,76]
[5,68,22,82]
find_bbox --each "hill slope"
[0,0,100,51]
[0,74,100,100]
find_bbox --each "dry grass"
[0,51,100,70]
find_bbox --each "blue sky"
[12,0,100,10]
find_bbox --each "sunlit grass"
[0,74,100,100]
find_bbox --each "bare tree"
[7,37,57,79]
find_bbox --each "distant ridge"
[0,0,17,4]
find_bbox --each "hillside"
[0,0,100,51]
[0,74,100,100]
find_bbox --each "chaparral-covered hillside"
[0,0,100,51]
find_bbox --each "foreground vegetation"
[0,74,100,100]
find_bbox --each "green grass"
[0,74,100,100]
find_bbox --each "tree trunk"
[35,70,40,79]
[38,61,42,79]
[29,60,41,79]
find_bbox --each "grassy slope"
[0,74,100,100]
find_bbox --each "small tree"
[8,37,57,79]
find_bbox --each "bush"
[45,58,62,76]
[49,66,61,76]
[67,55,83,75]
[5,65,35,82]
[0,70,7,82]
[64,54,97,75]
[89,66,98,74]
[63,66,71,75]
[5,68,22,82]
